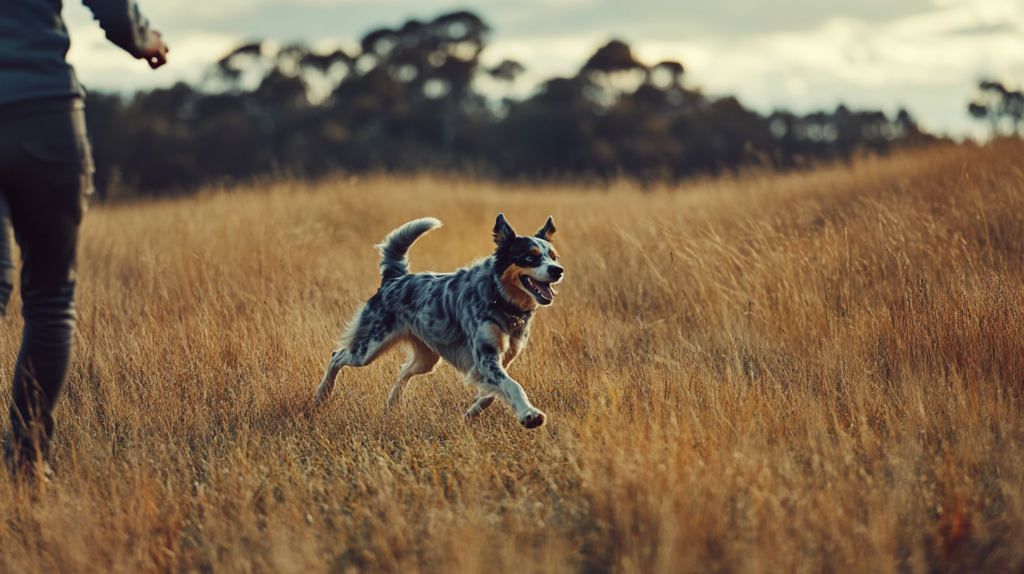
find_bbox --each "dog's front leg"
[472,325,546,429]
[498,375,545,429]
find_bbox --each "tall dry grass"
[2,141,1024,573]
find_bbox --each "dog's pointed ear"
[535,216,556,242]
[493,213,517,246]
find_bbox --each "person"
[0,0,169,478]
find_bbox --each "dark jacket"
[0,0,150,113]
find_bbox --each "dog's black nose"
[548,266,563,281]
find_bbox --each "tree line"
[969,80,1024,135]
[84,10,936,197]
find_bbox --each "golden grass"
[2,141,1024,573]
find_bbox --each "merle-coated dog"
[314,213,563,428]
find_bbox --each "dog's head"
[492,213,564,309]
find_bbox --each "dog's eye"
[524,255,535,263]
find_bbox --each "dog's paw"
[464,405,486,421]
[520,409,546,429]
[465,397,496,421]
[314,379,334,406]
[313,389,329,407]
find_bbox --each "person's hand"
[140,30,169,69]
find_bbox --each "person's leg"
[0,135,15,469]
[0,196,15,316]
[3,105,92,471]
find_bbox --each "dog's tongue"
[534,279,554,300]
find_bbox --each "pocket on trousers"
[22,140,81,164]
[21,138,96,212]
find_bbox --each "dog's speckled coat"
[314,213,563,428]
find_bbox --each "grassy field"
[2,141,1024,573]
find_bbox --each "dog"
[314,213,563,428]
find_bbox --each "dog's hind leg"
[315,339,403,405]
[315,349,350,405]
[464,396,496,420]
[314,304,403,405]
[387,338,439,411]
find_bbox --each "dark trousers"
[0,102,92,467]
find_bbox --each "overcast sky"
[63,0,1024,138]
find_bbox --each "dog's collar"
[492,296,532,330]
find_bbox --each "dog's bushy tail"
[376,217,443,283]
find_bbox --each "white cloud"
[618,0,1024,135]
[122,0,364,23]
[60,0,1024,136]
[479,34,606,97]
[64,1,242,91]
[632,2,1024,93]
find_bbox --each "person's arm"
[81,0,169,68]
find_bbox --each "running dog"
[314,213,563,428]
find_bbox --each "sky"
[62,0,1024,139]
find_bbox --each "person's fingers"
[144,30,169,69]
[147,50,166,69]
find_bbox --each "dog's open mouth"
[520,275,555,305]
